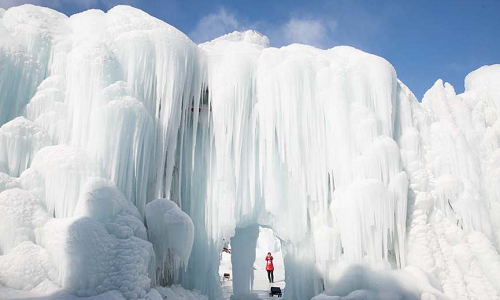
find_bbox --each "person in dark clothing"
[265,252,274,283]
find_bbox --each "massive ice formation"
[1,4,500,300]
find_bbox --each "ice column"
[231,225,259,298]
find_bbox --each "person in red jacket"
[265,252,274,283]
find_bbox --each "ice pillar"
[231,225,259,298]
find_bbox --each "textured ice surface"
[0,4,500,300]
[0,241,55,290]
[36,216,154,298]
[74,178,148,240]
[146,198,194,285]
[0,172,19,192]
[0,188,50,254]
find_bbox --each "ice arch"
[173,30,409,300]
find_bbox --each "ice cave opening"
[219,226,285,300]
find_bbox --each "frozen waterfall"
[1,4,500,300]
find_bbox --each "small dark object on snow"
[222,273,230,281]
[269,287,282,297]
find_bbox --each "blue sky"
[1,0,499,99]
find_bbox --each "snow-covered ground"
[1,3,500,300]
[0,282,206,300]
[252,252,285,300]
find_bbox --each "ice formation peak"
[204,30,270,48]
[1,4,500,300]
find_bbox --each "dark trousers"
[267,270,274,283]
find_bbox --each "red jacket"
[265,256,274,271]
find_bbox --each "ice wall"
[400,65,500,300]
[1,4,500,300]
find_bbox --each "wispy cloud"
[277,17,337,48]
[447,63,463,72]
[189,6,337,48]
[189,7,242,44]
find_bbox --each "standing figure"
[266,252,274,283]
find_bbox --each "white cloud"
[278,18,336,49]
[189,7,241,43]
[189,8,337,49]
[448,63,463,72]
[188,6,340,48]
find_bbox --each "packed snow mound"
[1,4,500,300]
